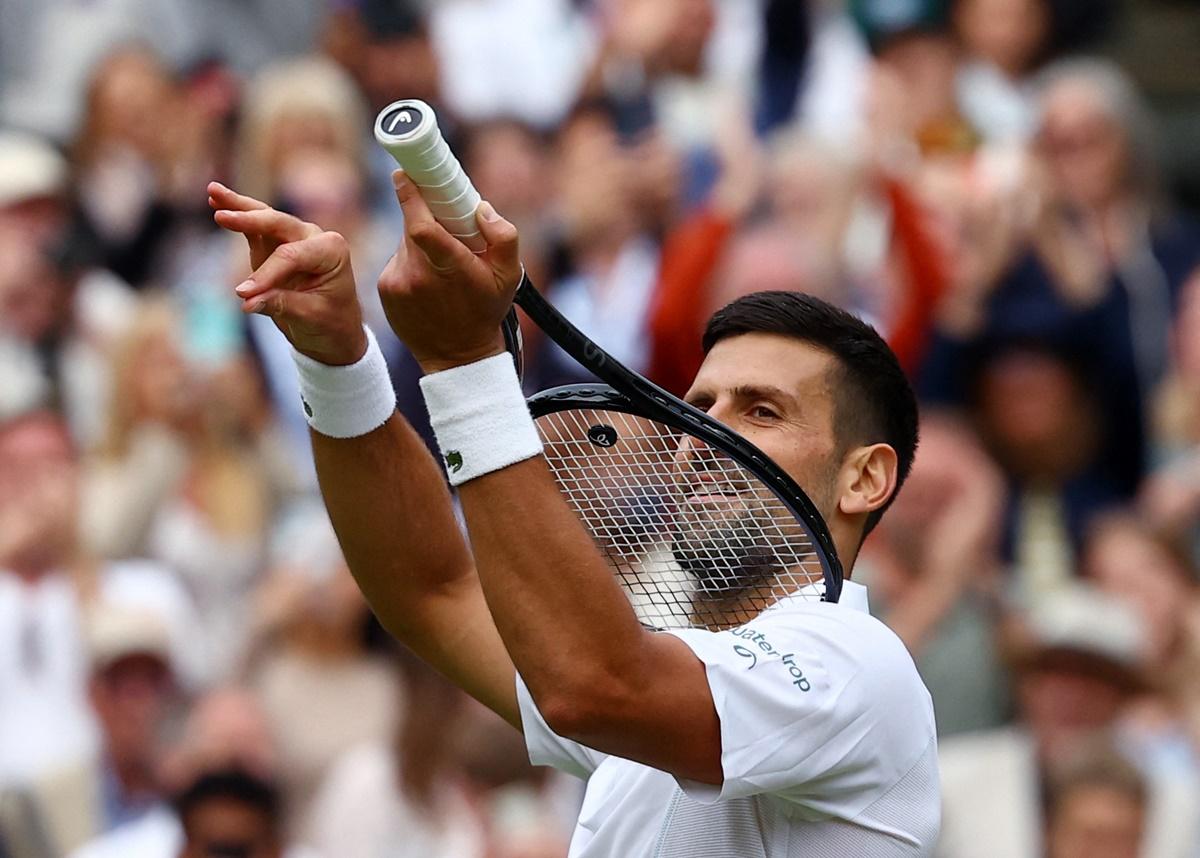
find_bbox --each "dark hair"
[1045,743,1146,820]
[702,292,919,537]
[174,769,281,834]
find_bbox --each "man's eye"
[750,405,779,419]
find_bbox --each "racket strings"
[535,408,825,630]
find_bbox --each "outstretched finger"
[208,181,269,213]
[233,232,347,300]
[215,207,315,245]
[392,170,473,273]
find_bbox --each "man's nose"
[674,433,712,468]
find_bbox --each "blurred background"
[2,0,1200,856]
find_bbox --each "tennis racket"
[375,100,843,630]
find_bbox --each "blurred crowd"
[2,0,1200,857]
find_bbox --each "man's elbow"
[537,692,607,740]
[535,675,632,741]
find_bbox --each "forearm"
[312,412,474,626]
[311,412,519,723]
[458,458,655,714]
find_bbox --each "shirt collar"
[775,580,870,614]
[837,580,870,613]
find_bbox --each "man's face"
[1019,664,1126,763]
[181,799,280,858]
[89,653,174,770]
[673,334,847,601]
[683,334,844,521]
[1047,785,1144,858]
[0,414,78,574]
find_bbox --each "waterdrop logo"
[733,645,758,668]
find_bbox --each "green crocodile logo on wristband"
[445,451,463,473]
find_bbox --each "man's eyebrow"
[729,384,797,406]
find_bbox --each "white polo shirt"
[516,582,940,857]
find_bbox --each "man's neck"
[107,753,159,804]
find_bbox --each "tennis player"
[210,171,939,856]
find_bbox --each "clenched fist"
[378,170,522,374]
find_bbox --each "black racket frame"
[506,272,845,603]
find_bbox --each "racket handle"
[374,100,486,252]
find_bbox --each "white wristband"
[291,326,396,439]
[419,353,542,486]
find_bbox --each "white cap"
[1025,584,1147,670]
[87,604,173,673]
[0,132,67,207]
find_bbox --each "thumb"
[476,201,521,290]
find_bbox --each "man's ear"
[837,443,899,517]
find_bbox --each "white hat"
[0,132,67,207]
[87,604,173,673]
[1024,584,1147,672]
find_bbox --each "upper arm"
[538,610,935,804]
[535,631,723,785]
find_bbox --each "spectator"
[0,413,98,786]
[25,604,180,856]
[306,651,486,858]
[461,119,556,290]
[71,45,185,288]
[322,0,445,219]
[175,770,283,858]
[233,56,367,209]
[68,687,284,858]
[969,339,1123,597]
[1044,743,1148,858]
[578,0,718,141]
[529,103,662,387]
[1082,514,1200,847]
[861,413,1011,736]
[852,0,976,155]
[922,61,1200,503]
[936,585,1193,858]
[1082,512,1196,669]
[953,0,1054,142]
[81,301,291,682]
[953,0,1119,143]
[0,409,201,795]
[247,502,400,839]
[1142,268,1200,559]
[0,132,137,448]
[647,110,950,394]
[0,0,195,140]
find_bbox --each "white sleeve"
[666,604,935,811]
[515,673,608,780]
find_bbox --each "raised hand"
[209,182,367,366]
[377,170,521,374]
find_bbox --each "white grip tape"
[419,353,543,486]
[374,99,485,252]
